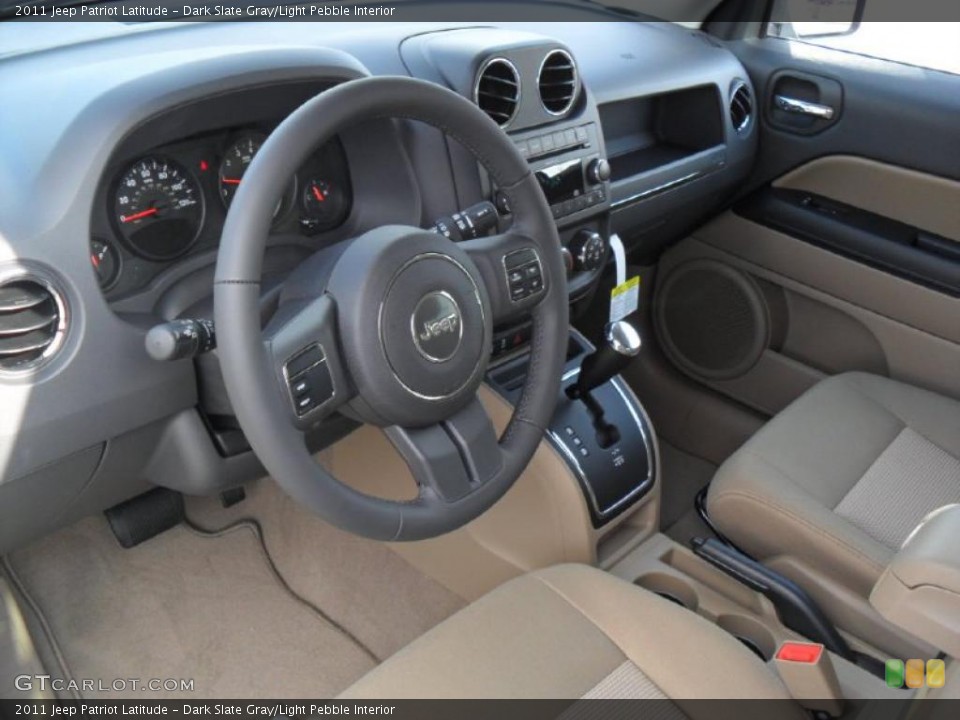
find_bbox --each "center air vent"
[538,49,579,117]
[0,276,66,373]
[474,58,520,128]
[730,82,753,133]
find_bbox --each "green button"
[885,659,905,688]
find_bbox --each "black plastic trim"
[736,187,960,297]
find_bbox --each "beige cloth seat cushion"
[708,372,960,601]
[341,564,801,712]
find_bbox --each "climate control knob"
[570,230,606,272]
[587,158,611,185]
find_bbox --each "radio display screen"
[535,159,584,205]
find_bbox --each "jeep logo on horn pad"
[411,291,463,363]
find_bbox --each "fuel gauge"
[90,238,120,291]
[301,178,347,232]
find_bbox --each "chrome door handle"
[774,95,835,120]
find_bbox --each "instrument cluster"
[90,128,352,298]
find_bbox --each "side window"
[767,1,960,76]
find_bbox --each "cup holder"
[716,614,776,661]
[635,573,699,612]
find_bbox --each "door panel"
[732,37,960,188]
[774,156,960,243]
[656,218,960,415]
[737,166,960,296]
[649,31,960,415]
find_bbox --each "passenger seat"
[707,372,960,657]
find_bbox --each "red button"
[776,642,823,664]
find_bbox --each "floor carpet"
[5,479,465,699]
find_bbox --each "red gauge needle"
[120,208,158,223]
[221,178,242,185]
[311,186,325,202]
[90,254,100,269]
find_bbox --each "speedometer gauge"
[112,157,204,260]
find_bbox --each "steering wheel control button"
[412,291,463,363]
[286,344,324,377]
[283,344,334,417]
[504,248,545,302]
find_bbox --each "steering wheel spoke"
[385,396,503,503]
[462,231,550,324]
[264,294,353,429]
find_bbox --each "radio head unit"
[534,155,608,220]
[536,159,586,205]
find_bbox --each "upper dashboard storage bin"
[600,85,728,206]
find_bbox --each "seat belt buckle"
[773,641,845,717]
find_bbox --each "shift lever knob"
[575,320,642,397]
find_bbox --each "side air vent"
[730,82,753,133]
[538,49,579,117]
[474,58,520,128]
[0,275,67,373]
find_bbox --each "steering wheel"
[214,77,568,541]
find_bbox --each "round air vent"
[538,49,579,117]
[474,57,520,128]
[654,260,769,381]
[0,274,67,374]
[729,81,753,133]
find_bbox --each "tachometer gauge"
[219,133,294,218]
[90,238,120,291]
[113,157,204,260]
[301,178,347,232]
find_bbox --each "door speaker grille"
[654,260,769,380]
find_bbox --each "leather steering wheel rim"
[214,76,568,541]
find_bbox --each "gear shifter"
[567,321,642,449]
[573,320,642,398]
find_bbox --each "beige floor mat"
[185,479,465,661]
[6,480,465,699]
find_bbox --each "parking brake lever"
[692,537,854,660]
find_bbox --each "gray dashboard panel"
[0,18,755,551]
[0,46,368,490]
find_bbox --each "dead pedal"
[220,486,246,508]
[105,487,185,548]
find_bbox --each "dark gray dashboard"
[0,17,755,552]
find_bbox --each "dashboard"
[0,16,757,553]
